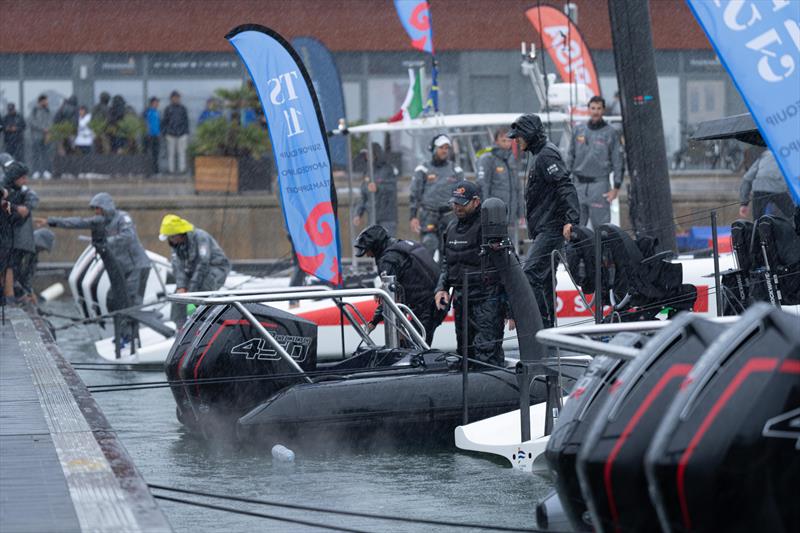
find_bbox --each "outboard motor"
[165,303,317,436]
[542,332,644,531]
[752,214,800,307]
[575,314,725,533]
[646,303,800,533]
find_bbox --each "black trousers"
[523,230,565,328]
[144,135,160,175]
[752,190,795,220]
[452,289,505,367]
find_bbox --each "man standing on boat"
[434,181,505,367]
[354,224,442,344]
[42,192,151,309]
[568,96,624,229]
[352,143,399,237]
[509,114,579,329]
[409,134,464,258]
[476,127,525,248]
[158,214,230,327]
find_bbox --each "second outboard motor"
[753,214,800,306]
[543,332,643,531]
[575,314,725,533]
[168,303,317,436]
[646,304,800,533]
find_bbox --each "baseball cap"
[433,134,452,148]
[449,180,480,205]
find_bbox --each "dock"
[0,306,171,532]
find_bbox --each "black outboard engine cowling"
[544,332,644,531]
[575,314,725,533]
[753,214,800,306]
[565,225,599,295]
[166,303,317,436]
[646,303,800,533]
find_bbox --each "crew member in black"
[354,225,442,344]
[434,181,505,366]
[508,114,579,328]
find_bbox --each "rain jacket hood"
[89,192,116,218]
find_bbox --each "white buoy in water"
[40,283,65,302]
[271,444,295,463]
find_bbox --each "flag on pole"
[388,67,425,123]
[227,24,342,285]
[394,0,434,53]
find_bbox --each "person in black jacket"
[508,114,579,328]
[355,225,442,344]
[434,181,506,366]
[162,91,189,174]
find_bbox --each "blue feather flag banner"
[394,0,435,53]
[686,0,800,202]
[227,24,342,285]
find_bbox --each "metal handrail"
[396,302,427,342]
[550,248,596,328]
[169,288,430,350]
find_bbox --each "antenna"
[520,41,548,110]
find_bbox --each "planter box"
[54,154,150,176]
[194,155,272,194]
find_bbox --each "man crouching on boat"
[354,224,443,345]
[159,214,230,328]
[434,181,506,367]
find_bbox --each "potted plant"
[191,85,274,193]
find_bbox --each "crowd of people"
[0,89,201,179]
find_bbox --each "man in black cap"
[434,180,506,366]
[508,114,579,328]
[354,224,441,344]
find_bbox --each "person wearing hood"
[43,192,151,308]
[508,114,579,328]
[354,224,442,344]
[434,181,506,366]
[353,143,399,237]
[409,134,465,257]
[3,161,39,301]
[476,126,525,246]
[739,149,794,220]
[158,214,230,327]
[567,96,625,228]
[12,228,55,302]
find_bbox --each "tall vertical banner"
[291,37,348,169]
[525,5,601,98]
[227,25,342,285]
[394,0,434,53]
[686,0,800,203]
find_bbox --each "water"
[50,301,553,532]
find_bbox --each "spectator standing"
[143,97,161,176]
[108,95,127,153]
[568,96,624,229]
[739,149,794,220]
[29,95,54,179]
[198,98,222,125]
[353,143,399,236]
[92,92,111,123]
[163,91,189,174]
[2,104,26,162]
[74,106,94,155]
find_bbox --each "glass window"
[94,80,145,114]
[22,80,73,117]
[146,79,243,134]
[342,80,361,122]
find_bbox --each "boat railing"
[169,287,430,379]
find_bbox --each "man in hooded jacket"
[354,224,442,344]
[353,144,399,237]
[45,192,151,307]
[508,114,580,328]
[158,214,230,327]
[3,161,39,301]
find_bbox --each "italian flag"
[388,67,424,123]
